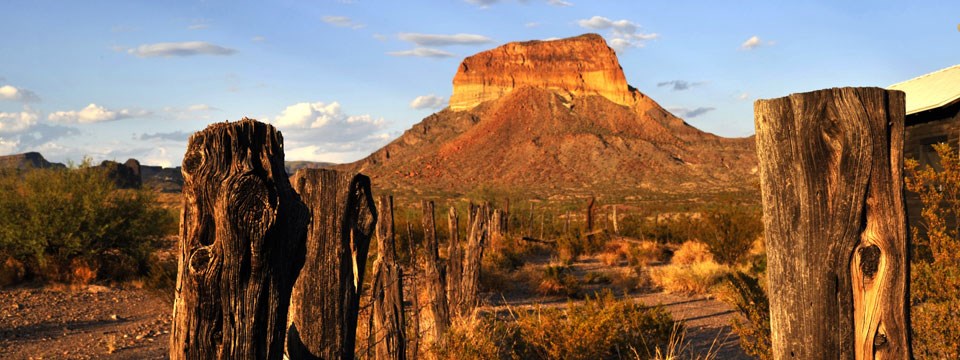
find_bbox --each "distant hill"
[285,160,335,175]
[337,33,758,197]
[0,152,65,170]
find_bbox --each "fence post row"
[285,169,377,360]
[755,87,911,359]
[171,119,310,360]
[370,195,407,360]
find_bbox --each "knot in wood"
[859,244,881,280]
[189,246,213,273]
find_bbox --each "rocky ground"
[0,285,170,359]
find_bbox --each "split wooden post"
[370,195,407,360]
[446,206,463,317]
[286,169,377,360]
[171,119,309,360]
[459,204,487,314]
[755,87,911,359]
[419,201,449,354]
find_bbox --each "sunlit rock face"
[449,33,639,111]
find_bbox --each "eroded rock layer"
[449,33,639,111]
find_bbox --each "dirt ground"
[0,257,752,360]
[0,285,170,359]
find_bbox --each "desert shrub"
[650,246,730,296]
[0,162,177,283]
[626,241,668,267]
[436,312,523,360]
[556,235,584,264]
[698,204,762,266]
[145,253,179,303]
[598,241,628,266]
[904,143,960,358]
[538,264,580,297]
[649,261,729,295]
[671,241,714,265]
[514,290,676,360]
[485,246,525,272]
[718,271,772,360]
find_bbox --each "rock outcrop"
[0,152,65,170]
[97,159,142,189]
[448,33,640,111]
[338,34,758,196]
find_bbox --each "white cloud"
[0,85,40,102]
[322,15,365,29]
[525,22,541,28]
[657,80,706,91]
[126,41,236,57]
[398,33,493,46]
[0,109,38,133]
[669,106,716,118]
[410,95,447,110]
[48,103,149,123]
[547,0,572,6]
[187,24,209,30]
[737,92,750,100]
[577,16,658,51]
[264,101,392,163]
[387,48,455,58]
[740,35,774,50]
[251,36,266,42]
[187,104,217,112]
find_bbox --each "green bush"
[698,204,762,266]
[0,161,177,283]
[905,143,960,358]
[721,272,772,360]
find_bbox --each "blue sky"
[1,1,957,167]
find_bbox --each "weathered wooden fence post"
[286,169,377,360]
[171,118,309,360]
[755,87,911,359]
[459,204,488,314]
[446,206,463,317]
[419,201,449,355]
[370,195,407,360]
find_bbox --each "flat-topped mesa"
[449,33,638,111]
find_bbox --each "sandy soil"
[0,285,170,359]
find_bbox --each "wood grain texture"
[286,169,377,360]
[418,201,449,355]
[445,206,463,317]
[171,118,309,360]
[754,87,911,359]
[370,196,407,360]
[459,204,488,315]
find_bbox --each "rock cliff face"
[0,152,65,170]
[449,33,639,111]
[339,33,758,196]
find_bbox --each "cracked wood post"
[370,195,406,360]
[405,222,421,360]
[419,201,449,355]
[459,204,487,314]
[171,118,309,360]
[285,169,377,360]
[445,206,462,318]
[755,87,911,359]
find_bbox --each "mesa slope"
[343,34,758,196]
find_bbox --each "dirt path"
[0,285,170,359]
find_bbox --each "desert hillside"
[340,34,757,196]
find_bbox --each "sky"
[1,1,958,167]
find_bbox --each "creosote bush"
[904,143,960,358]
[0,162,177,284]
[698,204,762,266]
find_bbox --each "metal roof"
[888,64,960,115]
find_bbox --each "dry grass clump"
[627,240,668,267]
[650,261,729,295]
[670,241,714,265]
[441,291,678,359]
[537,264,580,297]
[599,240,630,266]
[649,241,731,295]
